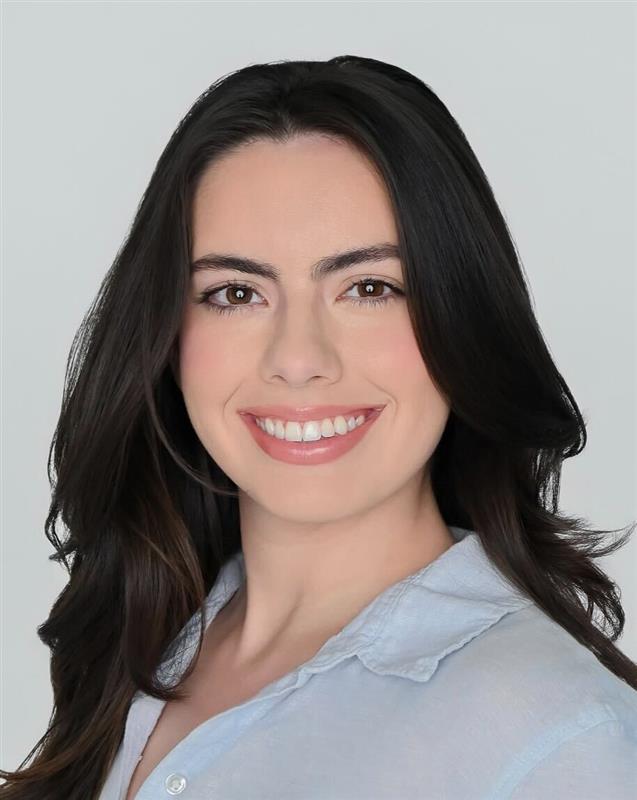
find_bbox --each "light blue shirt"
[99,526,637,799]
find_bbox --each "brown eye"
[342,279,403,306]
[224,286,255,305]
[356,280,386,298]
[197,277,404,317]
[197,282,265,315]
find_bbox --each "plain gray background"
[1,0,635,773]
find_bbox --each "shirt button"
[165,772,187,794]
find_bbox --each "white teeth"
[257,413,368,442]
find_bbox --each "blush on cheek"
[178,318,257,411]
[179,310,225,368]
[179,334,212,380]
[373,325,425,375]
[381,325,447,410]
[180,340,239,390]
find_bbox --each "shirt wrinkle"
[103,525,637,800]
[158,528,534,688]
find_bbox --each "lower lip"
[239,409,384,466]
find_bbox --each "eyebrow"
[190,242,401,282]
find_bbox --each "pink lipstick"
[238,406,385,466]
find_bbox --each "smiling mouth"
[239,406,384,466]
[248,408,378,442]
[238,404,386,424]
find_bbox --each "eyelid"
[199,275,403,298]
[195,276,405,315]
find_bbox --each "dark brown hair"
[1,55,634,798]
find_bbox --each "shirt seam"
[488,705,623,800]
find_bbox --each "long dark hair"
[1,55,634,798]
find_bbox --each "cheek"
[178,314,244,394]
[367,320,429,388]
[176,315,250,457]
[377,322,450,443]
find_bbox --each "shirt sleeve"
[508,718,637,800]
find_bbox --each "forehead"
[190,134,398,260]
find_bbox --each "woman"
[1,55,635,799]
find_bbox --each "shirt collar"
[155,526,533,689]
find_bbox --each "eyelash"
[195,278,405,316]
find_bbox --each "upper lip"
[238,404,386,422]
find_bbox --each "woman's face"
[179,133,450,522]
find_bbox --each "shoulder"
[498,714,637,799]
[453,602,637,718]
[436,603,637,798]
